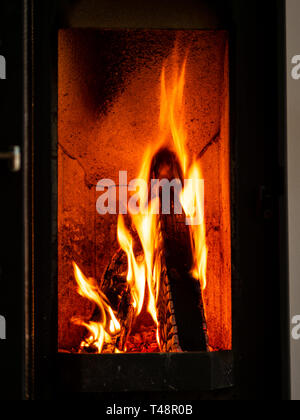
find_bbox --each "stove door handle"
[0,146,21,172]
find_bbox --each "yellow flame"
[180,163,207,290]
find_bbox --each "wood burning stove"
[23,0,290,400]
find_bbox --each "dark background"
[0,0,24,401]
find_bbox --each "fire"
[117,215,147,315]
[118,205,162,327]
[117,50,208,345]
[180,163,207,290]
[159,52,208,291]
[72,262,121,353]
[72,48,208,353]
[160,56,188,173]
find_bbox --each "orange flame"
[160,52,208,291]
[160,57,188,173]
[72,262,121,353]
[117,216,146,315]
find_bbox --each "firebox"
[24,0,289,401]
[58,29,231,357]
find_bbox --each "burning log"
[98,247,183,353]
[157,262,181,352]
[75,146,209,354]
[99,249,135,352]
[151,148,209,352]
[84,147,209,354]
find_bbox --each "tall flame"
[160,57,188,173]
[160,52,208,291]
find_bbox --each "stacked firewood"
[151,148,209,352]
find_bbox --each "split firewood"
[100,248,135,352]
[150,147,209,352]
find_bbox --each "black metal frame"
[57,352,234,394]
[0,0,24,401]
[24,0,290,400]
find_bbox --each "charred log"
[157,261,181,352]
[151,147,209,352]
[100,248,135,352]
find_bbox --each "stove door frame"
[23,0,290,400]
